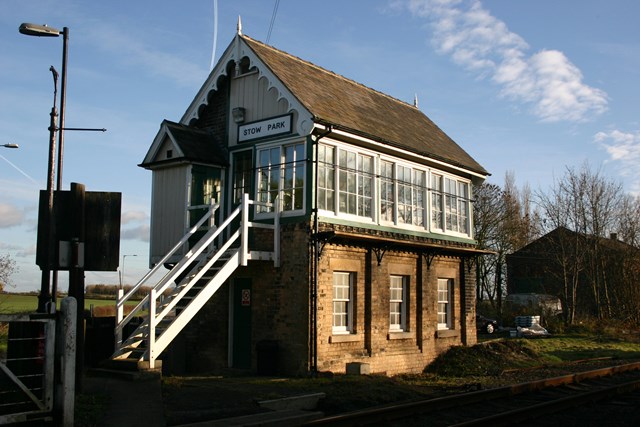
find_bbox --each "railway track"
[304,361,640,426]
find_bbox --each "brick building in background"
[133,23,489,376]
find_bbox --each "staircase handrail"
[115,202,218,339]
[151,203,242,306]
[117,202,219,307]
[114,194,280,362]
[155,228,241,328]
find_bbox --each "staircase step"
[110,234,243,370]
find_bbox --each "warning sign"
[241,289,251,306]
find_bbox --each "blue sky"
[1,0,638,293]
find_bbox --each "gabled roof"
[509,226,638,257]
[140,120,228,169]
[241,35,488,176]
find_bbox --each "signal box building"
[133,25,489,376]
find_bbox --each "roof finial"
[237,15,243,36]
[413,93,419,108]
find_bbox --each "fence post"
[58,297,76,427]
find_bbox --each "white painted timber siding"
[150,165,189,264]
[229,72,292,146]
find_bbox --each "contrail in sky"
[0,154,39,185]
[210,0,218,70]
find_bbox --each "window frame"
[232,149,254,205]
[318,142,376,223]
[332,272,354,334]
[316,140,473,238]
[389,275,408,332]
[255,140,306,215]
[431,173,471,238]
[437,278,453,330]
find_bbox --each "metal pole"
[51,27,69,307]
[57,27,68,191]
[38,67,59,313]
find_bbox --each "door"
[232,278,252,368]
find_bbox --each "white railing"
[114,194,281,368]
[115,201,220,347]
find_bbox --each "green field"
[0,293,139,314]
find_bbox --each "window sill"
[436,329,459,339]
[387,331,413,340]
[329,334,360,343]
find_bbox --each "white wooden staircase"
[110,194,280,371]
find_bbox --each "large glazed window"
[444,177,470,234]
[337,150,373,217]
[317,141,473,238]
[432,173,470,236]
[318,144,335,211]
[380,160,394,223]
[257,142,305,213]
[283,144,305,210]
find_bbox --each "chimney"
[610,233,618,241]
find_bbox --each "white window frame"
[437,278,453,330]
[431,173,471,238]
[379,159,395,224]
[333,272,354,334]
[317,144,335,212]
[389,275,408,332]
[256,140,306,216]
[318,141,376,223]
[316,140,473,239]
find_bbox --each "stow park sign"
[238,114,292,143]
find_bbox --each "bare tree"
[536,162,631,323]
[474,172,538,314]
[617,194,640,247]
[0,253,18,293]
[474,182,504,305]
[536,170,586,324]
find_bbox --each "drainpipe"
[311,124,332,376]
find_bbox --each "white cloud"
[121,224,150,242]
[595,130,640,193]
[121,210,148,224]
[406,0,608,122]
[0,242,23,251]
[0,203,24,228]
[16,244,37,258]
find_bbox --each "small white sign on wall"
[238,114,292,143]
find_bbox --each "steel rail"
[304,361,640,426]
[450,378,640,426]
